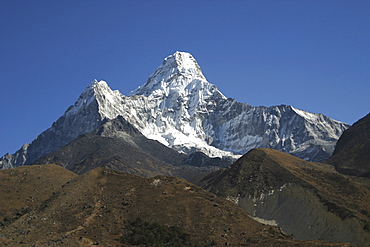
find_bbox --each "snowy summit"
[131,51,209,96]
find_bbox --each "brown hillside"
[199,148,370,246]
[0,164,77,228]
[0,166,350,246]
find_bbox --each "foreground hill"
[0,166,350,246]
[199,148,370,246]
[326,113,370,177]
[0,164,77,228]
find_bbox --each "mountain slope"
[32,116,184,176]
[326,113,370,177]
[0,51,349,169]
[34,133,177,177]
[0,164,77,228]
[33,116,230,182]
[0,166,351,246]
[199,148,370,246]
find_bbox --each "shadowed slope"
[34,132,177,177]
[326,113,370,177]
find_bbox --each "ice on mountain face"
[0,51,350,169]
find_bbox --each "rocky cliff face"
[0,51,349,169]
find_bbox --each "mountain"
[326,113,370,177]
[127,51,349,161]
[0,80,109,169]
[0,51,349,169]
[199,148,370,246]
[0,165,351,246]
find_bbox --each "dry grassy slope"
[199,148,370,246]
[0,164,77,227]
[0,166,350,246]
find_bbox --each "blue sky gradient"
[1,0,369,155]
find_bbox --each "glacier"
[0,51,349,169]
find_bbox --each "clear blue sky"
[1,0,369,156]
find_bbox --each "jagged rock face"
[0,51,349,169]
[203,100,347,161]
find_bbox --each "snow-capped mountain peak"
[0,52,350,170]
[125,52,230,157]
[130,51,223,100]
